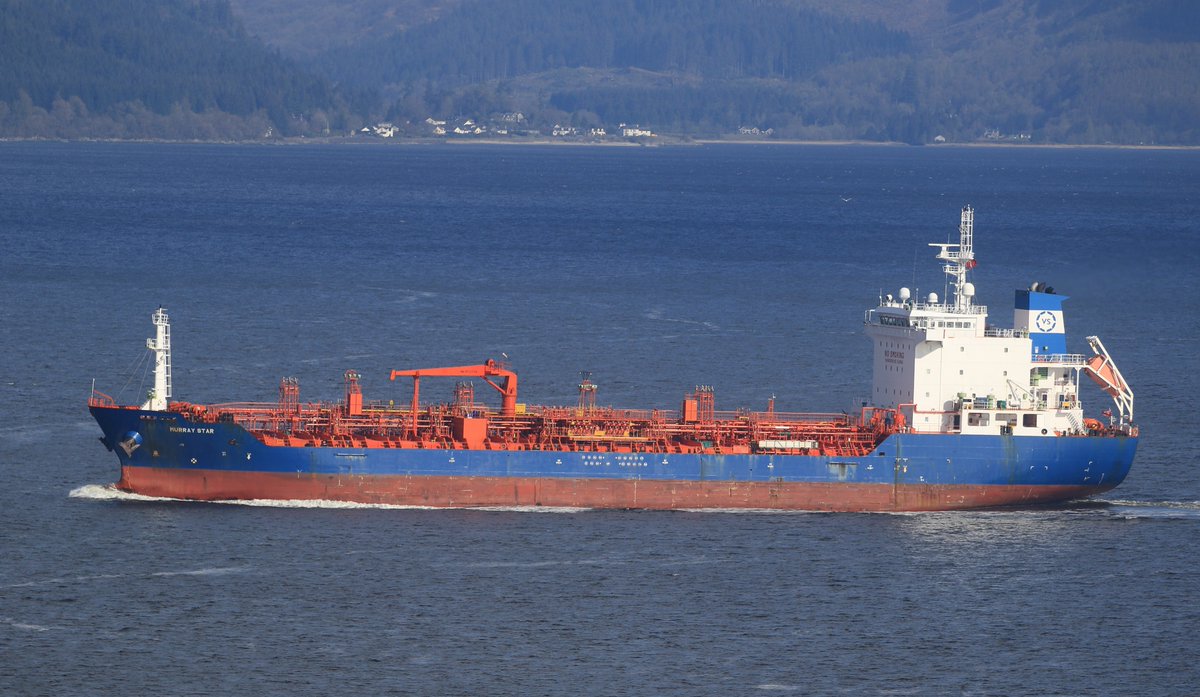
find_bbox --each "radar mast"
[929,205,976,312]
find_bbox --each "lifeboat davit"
[1084,354,1126,398]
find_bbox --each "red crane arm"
[389,359,518,416]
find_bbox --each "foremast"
[142,307,172,411]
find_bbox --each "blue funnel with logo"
[1015,286,1068,356]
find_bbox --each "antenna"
[928,205,976,312]
[911,246,918,291]
[578,371,597,412]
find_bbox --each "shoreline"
[2,135,1196,151]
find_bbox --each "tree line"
[2,0,1197,144]
[0,0,371,138]
[325,0,910,87]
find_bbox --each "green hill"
[227,0,459,58]
[322,0,909,86]
[3,0,1197,143]
[240,0,1200,144]
[0,0,372,139]
[317,0,913,138]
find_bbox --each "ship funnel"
[1014,289,1068,355]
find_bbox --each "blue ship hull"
[91,405,1137,511]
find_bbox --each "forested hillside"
[324,0,909,86]
[227,0,459,57]
[0,0,371,139]
[295,0,1199,144]
[319,0,914,138]
[3,0,1197,143]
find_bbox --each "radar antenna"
[929,205,976,312]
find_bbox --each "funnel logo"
[1035,311,1057,332]
[119,431,143,457]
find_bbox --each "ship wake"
[69,484,179,502]
[1094,499,1200,520]
[69,484,590,512]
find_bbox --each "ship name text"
[169,426,215,434]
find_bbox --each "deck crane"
[389,359,519,438]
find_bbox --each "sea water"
[1,142,1198,696]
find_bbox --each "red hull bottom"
[118,467,1112,512]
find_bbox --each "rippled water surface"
[2,142,1198,696]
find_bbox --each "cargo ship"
[89,207,1138,511]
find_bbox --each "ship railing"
[984,327,1030,338]
[207,401,321,413]
[525,407,853,425]
[1031,353,1087,365]
[904,302,988,315]
[87,390,119,408]
[741,411,854,424]
[187,400,859,432]
[362,400,415,413]
[533,406,661,421]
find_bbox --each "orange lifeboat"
[1084,354,1127,398]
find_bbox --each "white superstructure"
[864,206,1134,437]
